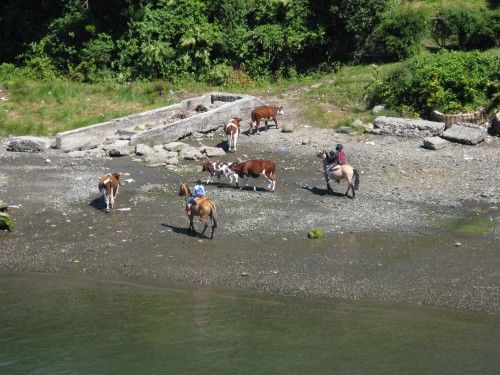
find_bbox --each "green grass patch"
[437,216,495,234]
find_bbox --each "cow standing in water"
[224,117,241,152]
[230,159,277,191]
[98,173,120,212]
[250,105,284,134]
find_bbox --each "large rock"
[105,140,135,156]
[179,146,204,160]
[6,136,52,152]
[164,141,189,152]
[201,146,226,157]
[423,136,449,150]
[441,122,485,145]
[373,116,445,137]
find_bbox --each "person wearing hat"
[324,144,346,183]
[186,179,206,216]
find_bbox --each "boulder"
[281,123,295,133]
[180,146,205,160]
[202,146,226,157]
[441,122,485,145]
[105,140,135,156]
[423,136,449,150]
[164,141,189,152]
[373,116,445,137]
[135,144,154,156]
[6,136,52,152]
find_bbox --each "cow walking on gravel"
[230,159,277,191]
[98,173,121,212]
[250,105,284,134]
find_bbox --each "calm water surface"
[0,273,498,375]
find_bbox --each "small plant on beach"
[308,229,325,239]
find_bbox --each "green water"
[0,273,498,375]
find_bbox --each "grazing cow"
[250,105,284,134]
[98,173,120,212]
[201,161,239,186]
[230,159,277,191]
[224,117,242,152]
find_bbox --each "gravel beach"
[1,117,499,313]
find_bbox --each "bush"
[372,7,427,61]
[370,50,500,116]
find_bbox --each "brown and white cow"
[250,105,284,134]
[201,161,239,186]
[229,159,277,191]
[98,173,120,212]
[223,117,241,152]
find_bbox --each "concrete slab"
[55,92,265,151]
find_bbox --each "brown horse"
[178,183,218,239]
[317,150,360,198]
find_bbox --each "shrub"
[370,50,500,116]
[372,7,427,61]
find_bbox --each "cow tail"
[271,161,277,180]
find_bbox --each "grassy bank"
[0,63,395,138]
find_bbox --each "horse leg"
[345,179,354,198]
[188,217,196,236]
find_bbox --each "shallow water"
[0,273,498,375]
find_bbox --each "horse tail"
[210,202,218,228]
[353,169,360,190]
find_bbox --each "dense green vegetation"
[0,0,498,137]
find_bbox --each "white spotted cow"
[98,173,120,212]
[201,161,239,186]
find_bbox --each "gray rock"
[372,105,386,114]
[6,136,52,153]
[179,147,204,160]
[373,116,445,138]
[105,140,134,156]
[281,123,295,133]
[135,144,153,156]
[164,141,189,152]
[337,126,351,134]
[423,136,448,150]
[352,119,364,127]
[364,123,374,133]
[441,122,485,145]
[202,146,226,157]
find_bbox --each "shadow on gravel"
[161,223,189,236]
[88,197,107,211]
[301,186,344,197]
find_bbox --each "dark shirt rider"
[324,144,346,183]
[326,144,345,170]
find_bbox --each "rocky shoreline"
[0,121,499,313]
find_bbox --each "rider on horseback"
[186,179,206,216]
[324,144,346,183]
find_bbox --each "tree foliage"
[0,0,498,86]
[370,50,500,116]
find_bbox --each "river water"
[0,272,498,375]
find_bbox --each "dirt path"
[1,120,499,313]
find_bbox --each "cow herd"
[97,104,358,239]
